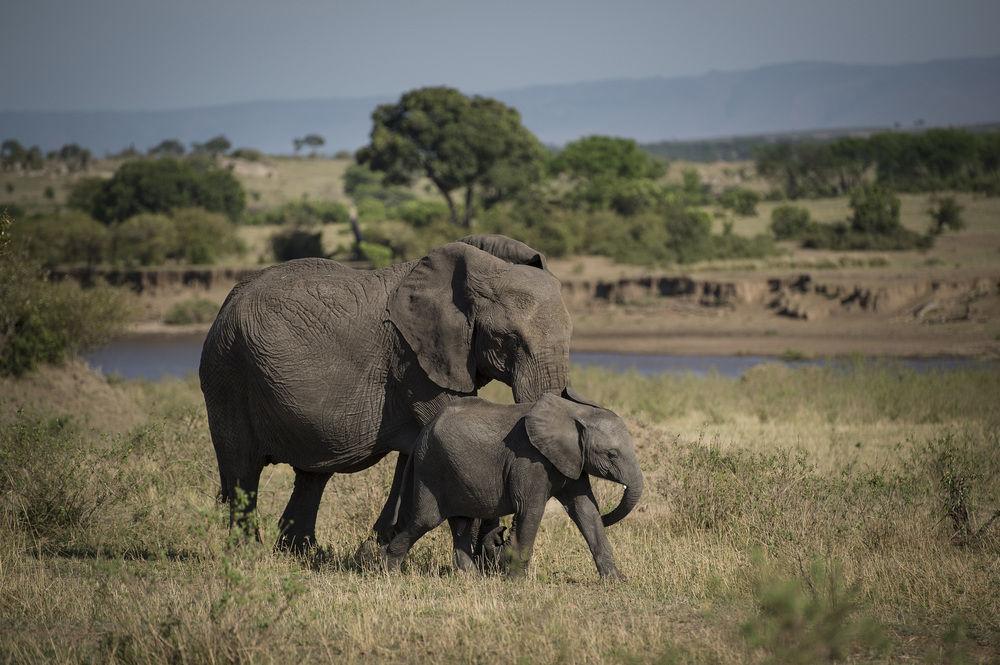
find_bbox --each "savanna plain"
[2,360,998,663]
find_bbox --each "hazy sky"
[3,0,999,111]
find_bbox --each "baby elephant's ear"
[525,393,584,479]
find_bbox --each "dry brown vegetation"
[1,361,998,663]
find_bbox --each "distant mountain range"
[2,56,999,155]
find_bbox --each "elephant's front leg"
[505,498,547,577]
[557,479,623,579]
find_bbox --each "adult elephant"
[199,235,572,552]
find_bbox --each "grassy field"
[1,361,997,663]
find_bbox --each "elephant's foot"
[475,525,509,574]
[275,530,319,556]
[598,566,626,581]
[352,535,387,570]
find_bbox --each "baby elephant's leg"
[557,484,623,579]
[506,499,547,577]
[448,517,477,572]
[383,485,443,571]
[477,521,508,574]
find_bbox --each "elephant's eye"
[607,449,620,460]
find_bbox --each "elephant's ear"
[389,243,488,393]
[525,393,584,479]
[460,234,548,272]
[561,386,603,410]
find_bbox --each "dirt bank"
[59,263,1000,358]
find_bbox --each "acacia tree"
[356,87,544,228]
[192,135,231,156]
[293,133,325,155]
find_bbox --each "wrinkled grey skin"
[199,236,572,552]
[383,390,644,578]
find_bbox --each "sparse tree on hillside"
[294,133,326,156]
[148,139,186,157]
[928,195,965,235]
[357,87,545,228]
[192,135,232,157]
[1,140,26,171]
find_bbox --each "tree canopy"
[71,158,245,224]
[357,87,545,228]
[192,135,232,156]
[552,135,665,180]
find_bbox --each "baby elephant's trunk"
[601,466,644,528]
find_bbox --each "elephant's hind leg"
[276,468,332,553]
[226,463,265,543]
[206,394,265,543]
[448,517,476,572]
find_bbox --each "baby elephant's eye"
[607,449,620,459]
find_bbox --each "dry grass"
[1,362,998,663]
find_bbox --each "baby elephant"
[383,391,644,578]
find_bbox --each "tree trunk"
[433,182,459,227]
[349,205,364,260]
[462,186,474,229]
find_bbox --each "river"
[83,333,994,380]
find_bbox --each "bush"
[357,241,394,268]
[928,195,965,235]
[170,207,243,264]
[112,213,178,266]
[230,148,263,161]
[770,205,813,240]
[343,163,415,208]
[163,298,219,325]
[75,158,245,224]
[717,187,761,216]
[395,199,451,228]
[0,214,130,376]
[14,211,110,267]
[800,185,932,251]
[849,184,901,235]
[244,200,349,226]
[800,222,930,251]
[0,414,135,545]
[271,228,324,261]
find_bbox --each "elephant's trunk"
[512,354,569,403]
[601,463,644,528]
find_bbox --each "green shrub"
[770,205,813,240]
[718,186,761,216]
[112,213,178,266]
[163,298,219,325]
[75,158,245,224]
[244,200,349,226]
[230,148,263,161]
[551,135,666,180]
[0,413,135,544]
[170,207,243,264]
[271,228,324,261]
[928,195,965,235]
[395,199,451,228]
[848,184,901,235]
[343,163,415,208]
[741,558,887,664]
[357,241,394,268]
[1,202,26,219]
[800,221,930,251]
[0,214,130,376]
[14,211,110,267]
[800,185,932,251]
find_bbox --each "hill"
[2,55,999,154]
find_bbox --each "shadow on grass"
[33,544,205,562]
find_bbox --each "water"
[83,333,994,381]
